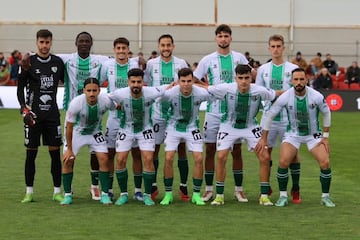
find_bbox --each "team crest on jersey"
[251,96,259,101]
[264,73,269,77]
[289,105,293,110]
[92,62,98,68]
[154,69,159,74]
[109,70,114,75]
[229,95,234,100]
[285,72,291,77]
[51,67,58,73]
[145,101,152,107]
[35,69,41,74]
[212,64,218,69]
[309,103,316,109]
[195,101,201,106]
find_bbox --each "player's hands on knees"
[63,151,76,163]
[255,138,269,154]
[319,138,330,154]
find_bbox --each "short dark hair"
[235,64,252,75]
[84,77,100,88]
[215,24,232,35]
[158,34,174,44]
[291,67,306,76]
[128,68,144,79]
[113,37,129,48]
[36,29,52,39]
[75,31,93,44]
[178,67,193,79]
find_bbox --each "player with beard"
[109,68,168,206]
[193,24,253,203]
[102,37,144,202]
[61,78,115,205]
[257,68,335,207]
[144,34,190,201]
[17,29,65,203]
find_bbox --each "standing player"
[102,37,143,201]
[144,34,190,201]
[255,34,302,203]
[17,29,65,203]
[61,78,115,205]
[59,32,109,201]
[159,68,212,206]
[109,68,167,206]
[257,68,335,207]
[193,24,251,202]
[207,64,281,206]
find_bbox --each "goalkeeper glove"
[21,106,37,126]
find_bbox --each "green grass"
[0,109,359,240]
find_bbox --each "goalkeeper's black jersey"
[17,54,64,121]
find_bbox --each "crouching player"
[61,78,115,205]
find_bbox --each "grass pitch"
[0,109,359,240]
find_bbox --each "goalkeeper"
[17,29,65,204]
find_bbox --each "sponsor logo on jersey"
[40,74,54,89]
[40,94,52,104]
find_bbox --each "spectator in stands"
[309,52,323,76]
[245,51,255,67]
[313,68,333,90]
[0,62,10,86]
[0,52,8,66]
[253,60,261,69]
[345,61,360,88]
[291,51,308,71]
[136,52,146,70]
[8,50,22,66]
[8,50,22,85]
[323,53,338,75]
[191,62,198,71]
[148,50,158,60]
[128,51,133,58]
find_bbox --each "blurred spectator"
[309,52,323,76]
[291,51,308,71]
[0,52,8,66]
[0,62,10,86]
[8,50,22,66]
[148,50,158,60]
[345,61,360,88]
[191,62,198,71]
[323,53,338,75]
[313,68,333,90]
[8,50,22,85]
[245,51,255,67]
[253,60,261,70]
[128,51,133,58]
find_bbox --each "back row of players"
[17,24,335,207]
